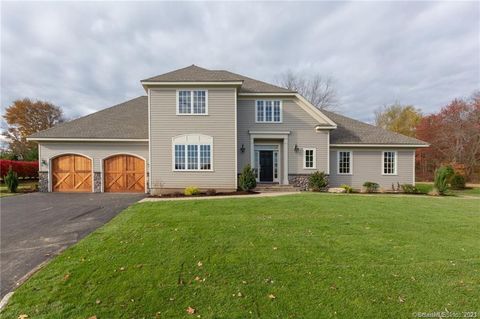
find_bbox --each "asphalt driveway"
[0,192,145,298]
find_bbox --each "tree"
[277,70,337,109]
[2,98,64,159]
[374,103,422,137]
[416,91,480,181]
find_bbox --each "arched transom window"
[172,134,213,171]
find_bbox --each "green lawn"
[2,194,479,318]
[0,180,37,197]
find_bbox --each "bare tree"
[277,70,337,109]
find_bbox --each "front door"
[259,151,274,182]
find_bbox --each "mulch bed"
[149,190,259,198]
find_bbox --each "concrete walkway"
[140,191,299,202]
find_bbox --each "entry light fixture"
[294,144,299,152]
[240,144,246,153]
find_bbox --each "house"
[28,65,428,194]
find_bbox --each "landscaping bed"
[150,190,259,198]
[1,193,478,318]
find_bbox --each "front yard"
[2,193,479,318]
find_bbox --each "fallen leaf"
[63,274,70,281]
[398,296,405,303]
[18,315,28,319]
[237,292,243,297]
[330,283,337,290]
[194,276,201,281]
[197,261,203,267]
[87,316,97,319]
[273,247,278,250]
[186,306,196,314]
[242,280,247,284]
[95,299,101,304]
[268,294,276,299]
[120,267,125,271]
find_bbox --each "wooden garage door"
[52,155,92,192]
[104,155,145,193]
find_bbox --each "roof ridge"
[215,69,296,93]
[29,96,147,138]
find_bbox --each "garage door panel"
[104,155,145,193]
[52,155,92,192]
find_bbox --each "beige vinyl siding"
[237,99,330,174]
[329,148,415,189]
[38,142,149,172]
[149,87,236,190]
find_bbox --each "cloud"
[1,1,478,122]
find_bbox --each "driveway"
[0,192,145,297]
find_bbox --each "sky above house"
[1,1,479,123]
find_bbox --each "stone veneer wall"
[288,174,310,190]
[38,171,49,192]
[93,172,102,193]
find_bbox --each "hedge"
[0,160,38,179]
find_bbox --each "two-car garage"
[51,154,145,193]
[41,141,149,193]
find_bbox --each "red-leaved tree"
[416,91,480,181]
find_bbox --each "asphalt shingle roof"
[29,96,148,139]
[142,65,295,94]
[322,109,428,145]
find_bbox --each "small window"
[256,100,282,123]
[177,90,207,115]
[383,151,396,175]
[338,151,352,174]
[174,145,186,170]
[304,148,316,169]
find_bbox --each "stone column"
[38,171,49,192]
[93,172,102,193]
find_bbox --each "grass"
[0,180,38,197]
[2,193,479,318]
[416,183,480,197]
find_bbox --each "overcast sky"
[1,1,479,123]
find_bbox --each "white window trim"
[382,150,398,176]
[176,89,209,116]
[171,134,214,172]
[303,147,317,169]
[337,150,353,175]
[255,100,283,123]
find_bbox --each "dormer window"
[177,90,208,115]
[256,100,282,123]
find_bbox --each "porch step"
[254,184,301,192]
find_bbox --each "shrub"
[362,181,379,193]
[205,189,217,196]
[433,165,454,195]
[184,186,200,196]
[238,165,257,191]
[4,167,19,193]
[340,184,353,193]
[308,171,328,192]
[0,160,38,179]
[401,184,419,194]
[450,174,466,190]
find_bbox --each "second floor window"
[178,90,207,115]
[256,100,282,123]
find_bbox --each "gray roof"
[29,96,148,139]
[30,94,427,146]
[142,65,294,94]
[322,109,428,145]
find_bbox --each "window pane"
[339,151,351,174]
[273,101,281,122]
[187,145,198,170]
[193,91,206,114]
[257,101,264,122]
[200,145,211,170]
[178,91,191,114]
[383,152,395,174]
[265,101,273,122]
[273,151,278,178]
[305,149,314,168]
[175,145,185,170]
